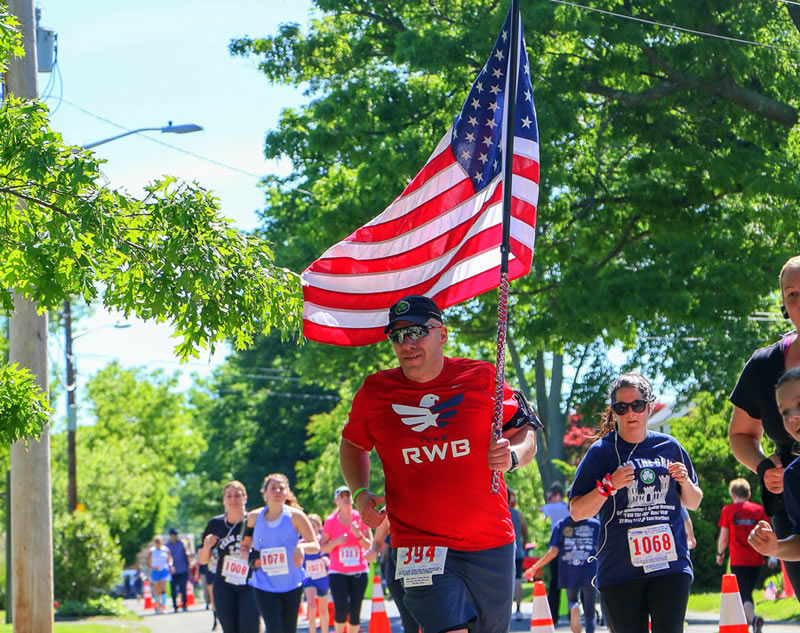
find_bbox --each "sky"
[33,0,314,425]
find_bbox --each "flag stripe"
[302,256,532,347]
[307,184,506,276]
[303,229,533,312]
[303,213,533,296]
[308,143,537,271]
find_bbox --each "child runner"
[523,515,600,633]
[303,513,331,633]
[569,372,703,633]
[717,478,769,633]
[749,367,800,564]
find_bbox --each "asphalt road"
[95,597,800,633]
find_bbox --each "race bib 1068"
[627,524,677,573]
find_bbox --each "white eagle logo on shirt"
[392,393,464,432]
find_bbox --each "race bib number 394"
[395,546,447,587]
[627,524,677,574]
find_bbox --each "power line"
[549,0,800,54]
[777,0,800,7]
[217,389,339,401]
[58,98,264,179]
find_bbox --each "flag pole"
[491,0,521,493]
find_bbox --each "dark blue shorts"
[393,542,514,633]
[303,576,330,596]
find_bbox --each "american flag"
[302,5,539,346]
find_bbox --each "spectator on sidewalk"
[523,515,600,633]
[167,528,191,612]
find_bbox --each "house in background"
[647,401,694,434]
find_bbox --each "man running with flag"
[305,4,541,631]
[340,294,539,633]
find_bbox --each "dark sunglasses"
[611,399,648,415]
[387,324,441,344]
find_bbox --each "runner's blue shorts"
[393,542,514,633]
[151,568,171,583]
[303,575,330,596]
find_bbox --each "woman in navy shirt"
[569,372,702,633]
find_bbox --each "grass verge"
[687,593,800,620]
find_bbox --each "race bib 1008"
[627,524,677,573]
[260,547,290,575]
[221,555,248,585]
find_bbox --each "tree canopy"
[229,0,799,485]
[51,363,204,562]
[0,1,309,443]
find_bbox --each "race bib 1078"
[260,547,289,576]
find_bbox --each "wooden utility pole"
[4,1,54,631]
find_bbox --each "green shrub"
[53,511,123,601]
[55,594,135,618]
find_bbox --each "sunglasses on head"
[387,324,441,344]
[611,399,648,415]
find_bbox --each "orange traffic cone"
[720,573,749,633]
[529,580,555,633]
[186,579,196,607]
[143,580,153,611]
[368,574,391,633]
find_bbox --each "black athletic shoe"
[212,611,218,631]
[753,616,764,633]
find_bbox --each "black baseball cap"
[384,295,443,333]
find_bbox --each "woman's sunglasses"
[611,399,648,415]
[387,324,441,344]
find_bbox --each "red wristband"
[602,473,617,495]
[596,479,610,497]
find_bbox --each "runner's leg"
[646,574,690,633]
[599,578,648,633]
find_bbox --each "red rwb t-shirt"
[718,501,769,567]
[343,357,517,551]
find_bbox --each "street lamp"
[66,120,204,513]
[82,121,204,149]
